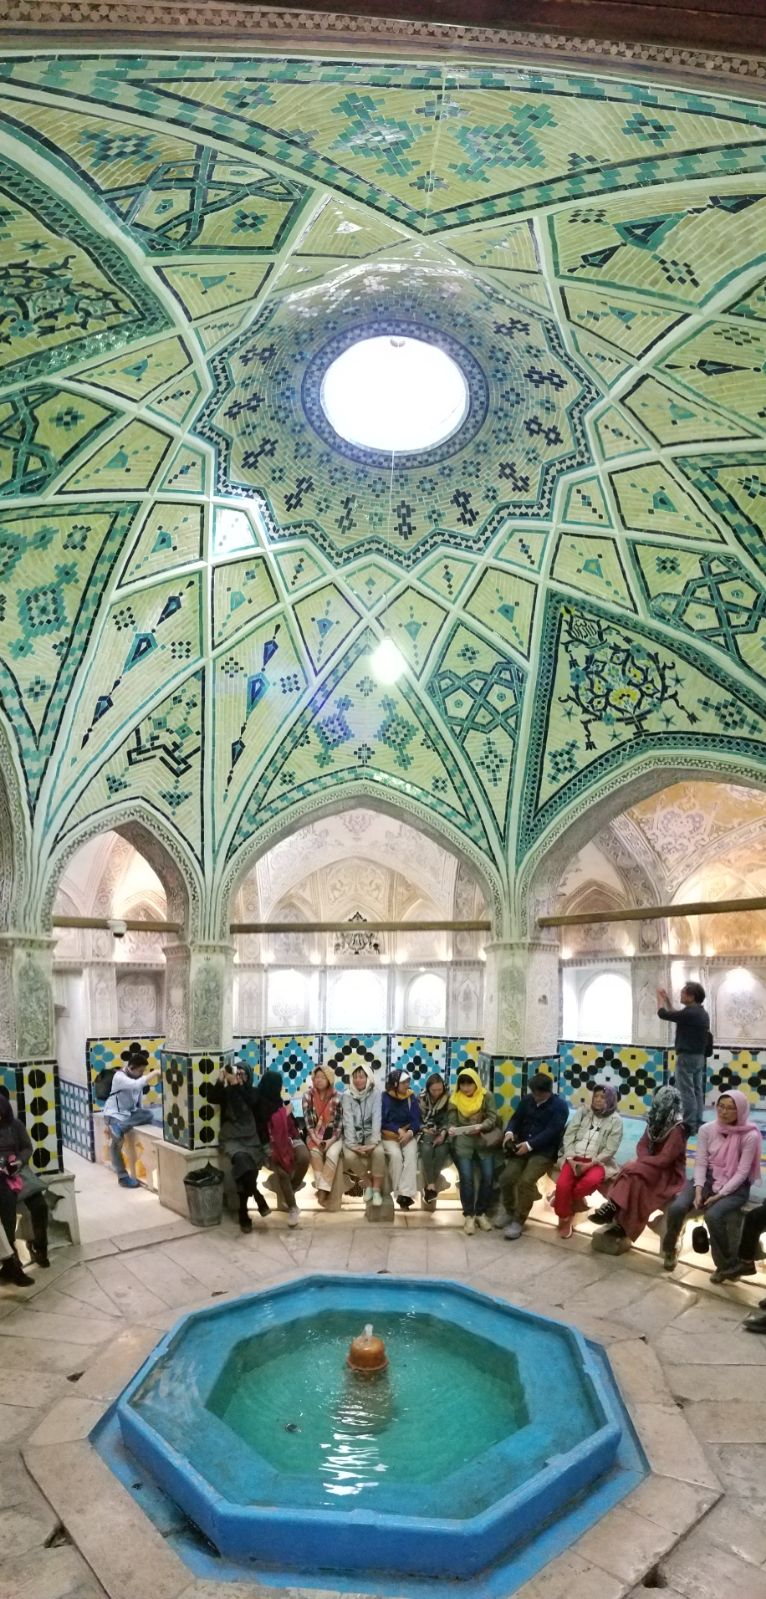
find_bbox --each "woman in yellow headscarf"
[447,1068,499,1236]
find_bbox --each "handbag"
[691,1223,710,1254]
[480,1127,505,1149]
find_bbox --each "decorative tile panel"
[59,1077,94,1160]
[390,1035,448,1090]
[559,1041,666,1115]
[321,1034,388,1085]
[262,1035,320,1093]
[87,1036,164,1109]
[1,1060,63,1173]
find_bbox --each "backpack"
[92,1067,115,1103]
[705,1031,714,1060]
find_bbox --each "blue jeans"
[663,1177,750,1270]
[673,1052,706,1134]
[105,1107,161,1176]
[456,1153,495,1218]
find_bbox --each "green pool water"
[207,1310,528,1508]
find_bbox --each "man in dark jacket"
[657,981,710,1134]
[501,1073,569,1240]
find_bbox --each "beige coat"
[561,1106,623,1178]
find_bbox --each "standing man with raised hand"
[657,981,710,1135]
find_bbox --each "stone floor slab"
[683,1398,766,1443]
[662,1533,766,1598]
[574,1502,674,1583]
[26,1397,108,1448]
[701,1492,766,1566]
[629,1402,719,1488]
[23,1441,189,1599]
[622,1474,718,1536]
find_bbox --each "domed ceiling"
[0,50,765,928]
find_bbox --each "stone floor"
[4,1159,766,1599]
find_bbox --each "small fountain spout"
[347,1324,388,1374]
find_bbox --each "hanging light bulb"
[371,636,406,684]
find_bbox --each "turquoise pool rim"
[111,1274,626,1581]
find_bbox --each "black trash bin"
[184,1163,224,1227]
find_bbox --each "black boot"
[0,1253,34,1287]
[253,1186,270,1218]
[238,1194,253,1233]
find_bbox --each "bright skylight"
[321,335,468,453]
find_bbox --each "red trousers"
[553,1160,606,1218]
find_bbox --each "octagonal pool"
[102,1275,646,1591]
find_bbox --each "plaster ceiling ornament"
[0,50,762,935]
[334,911,381,958]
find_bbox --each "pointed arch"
[217,788,504,942]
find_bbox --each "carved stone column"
[160,941,235,1152]
[0,934,62,1173]
[482,939,560,1060]
[633,954,672,1046]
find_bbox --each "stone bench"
[93,1111,163,1191]
[16,1169,80,1248]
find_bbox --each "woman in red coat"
[589,1085,687,1243]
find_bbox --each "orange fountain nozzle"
[347,1324,388,1374]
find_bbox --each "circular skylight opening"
[321,335,469,454]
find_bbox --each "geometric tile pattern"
[389,1035,448,1090]
[159,1049,233,1150]
[321,1034,388,1086]
[86,1036,164,1110]
[262,1034,320,1093]
[0,1060,63,1172]
[558,1041,667,1116]
[705,1047,766,1111]
[0,53,762,921]
[59,1076,94,1160]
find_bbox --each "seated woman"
[0,1092,49,1279]
[553,1084,623,1239]
[342,1062,385,1207]
[253,1070,310,1228]
[589,1085,687,1248]
[303,1065,343,1206]
[662,1090,762,1280]
[447,1068,499,1236]
[381,1069,421,1211]
[419,1072,452,1206]
[207,1061,270,1232]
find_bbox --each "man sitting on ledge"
[103,1045,162,1189]
[501,1073,568,1241]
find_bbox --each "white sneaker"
[363,1186,374,1205]
[464,1216,476,1236]
[371,1190,383,1208]
[476,1215,492,1232]
[287,1207,300,1228]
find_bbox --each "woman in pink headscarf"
[662,1090,762,1280]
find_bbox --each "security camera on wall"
[108,918,127,939]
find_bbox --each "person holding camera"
[207,1060,271,1232]
[102,1044,162,1187]
[0,1089,49,1283]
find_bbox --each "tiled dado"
[0,1059,63,1172]
[160,1050,232,1151]
[86,1036,164,1109]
